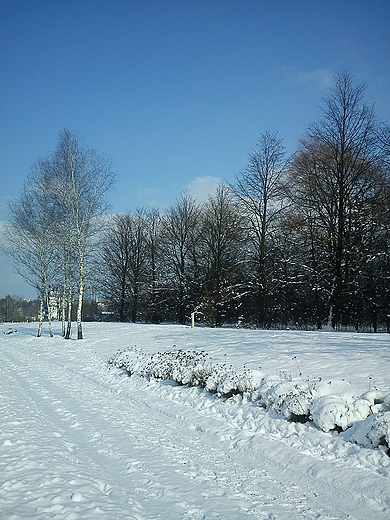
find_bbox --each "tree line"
[3,72,390,335]
[0,295,39,323]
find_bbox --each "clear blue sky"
[1,0,389,299]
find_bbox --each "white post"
[191,312,195,328]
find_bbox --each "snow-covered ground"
[1,322,389,519]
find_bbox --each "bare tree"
[161,192,201,324]
[101,214,132,322]
[198,185,246,326]
[232,131,289,326]
[101,209,162,323]
[3,159,58,336]
[52,129,115,338]
[143,209,163,323]
[125,210,150,322]
[288,72,390,328]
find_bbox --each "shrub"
[108,348,390,454]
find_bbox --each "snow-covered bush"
[108,348,390,455]
[310,385,387,433]
[2,327,17,335]
[205,363,257,398]
[108,347,146,375]
[109,348,258,398]
[310,395,352,432]
[147,350,213,387]
[256,375,319,422]
[109,348,213,386]
[348,411,390,454]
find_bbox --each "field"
[1,322,389,519]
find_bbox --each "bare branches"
[52,129,115,339]
[3,129,115,338]
[231,131,289,326]
[288,72,390,329]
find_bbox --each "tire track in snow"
[2,344,284,519]
[0,352,147,519]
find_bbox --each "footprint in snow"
[182,508,205,520]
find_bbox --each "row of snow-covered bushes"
[108,348,254,399]
[108,347,390,454]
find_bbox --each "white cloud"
[185,176,222,202]
[132,188,161,210]
[296,69,334,88]
[138,187,158,197]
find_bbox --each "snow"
[1,322,389,519]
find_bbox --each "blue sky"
[1,0,389,299]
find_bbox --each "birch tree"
[3,159,58,336]
[52,129,115,339]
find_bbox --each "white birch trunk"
[48,309,53,337]
[46,289,53,338]
[61,291,66,337]
[65,297,72,339]
[76,257,84,339]
[65,276,72,339]
[37,296,44,337]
